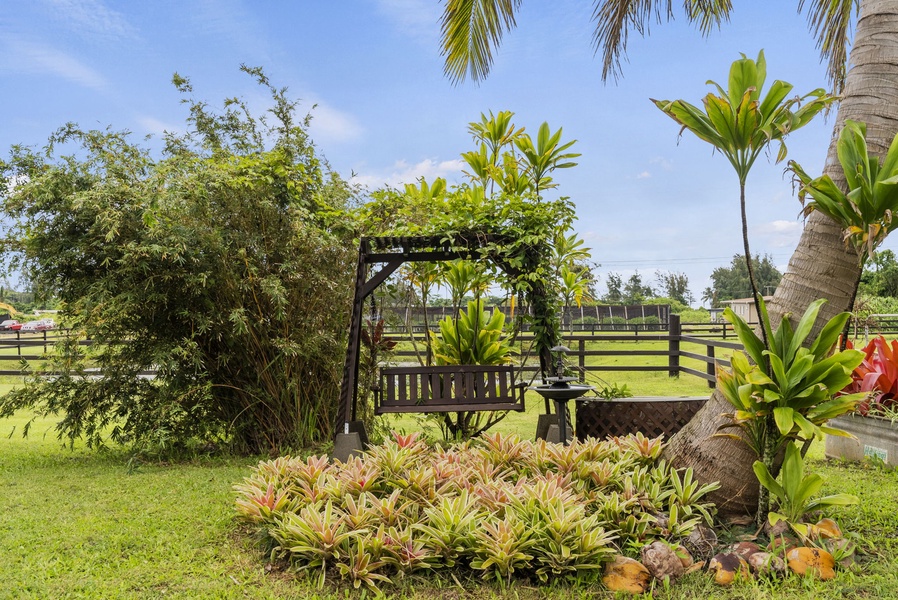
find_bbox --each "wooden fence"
[0,320,738,387]
[8,313,893,387]
[387,315,743,389]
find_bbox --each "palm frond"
[798,0,858,93]
[440,0,523,85]
[592,0,732,82]
[685,0,733,35]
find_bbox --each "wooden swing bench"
[373,364,526,415]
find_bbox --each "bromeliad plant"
[430,299,514,366]
[235,431,720,592]
[428,298,516,439]
[842,335,898,416]
[716,297,866,526]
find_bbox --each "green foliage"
[655,270,694,306]
[704,254,783,307]
[235,432,720,591]
[791,120,898,263]
[717,298,866,458]
[842,336,898,415]
[656,50,834,355]
[0,68,355,454]
[859,250,898,297]
[358,111,580,376]
[653,50,834,186]
[753,443,858,537]
[429,300,514,366]
[595,382,633,400]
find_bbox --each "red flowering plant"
[842,336,898,415]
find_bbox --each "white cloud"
[308,103,364,144]
[135,116,182,137]
[42,0,136,42]
[351,158,465,190]
[3,39,109,91]
[650,156,674,171]
[375,0,440,43]
[755,219,803,248]
[636,171,651,179]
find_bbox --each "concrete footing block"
[332,432,364,463]
[535,413,558,441]
[545,424,561,444]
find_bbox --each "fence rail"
[7,316,894,387]
[385,315,743,389]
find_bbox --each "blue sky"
[2,1,886,304]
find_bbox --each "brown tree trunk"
[664,0,898,517]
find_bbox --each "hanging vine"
[357,111,582,377]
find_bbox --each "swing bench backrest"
[373,364,526,414]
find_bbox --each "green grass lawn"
[3,386,898,598]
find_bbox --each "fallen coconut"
[727,541,761,561]
[683,524,718,560]
[747,551,786,576]
[709,552,751,586]
[786,547,836,580]
[603,555,652,595]
[641,541,685,581]
[815,518,842,539]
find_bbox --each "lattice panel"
[575,398,706,441]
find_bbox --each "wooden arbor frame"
[336,233,545,441]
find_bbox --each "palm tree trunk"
[664,0,898,517]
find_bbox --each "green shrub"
[0,69,355,454]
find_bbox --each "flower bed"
[234,432,717,591]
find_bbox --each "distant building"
[722,297,773,325]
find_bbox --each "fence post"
[668,313,680,378]
[706,344,716,389]
[578,339,585,383]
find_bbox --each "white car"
[22,319,56,332]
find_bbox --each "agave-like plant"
[717,298,865,458]
[430,299,515,366]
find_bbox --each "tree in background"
[655,270,694,306]
[0,68,356,455]
[704,255,783,308]
[603,272,623,304]
[860,249,898,298]
[623,271,655,304]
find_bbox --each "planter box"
[575,396,707,441]
[825,414,898,467]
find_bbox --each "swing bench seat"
[373,364,527,414]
